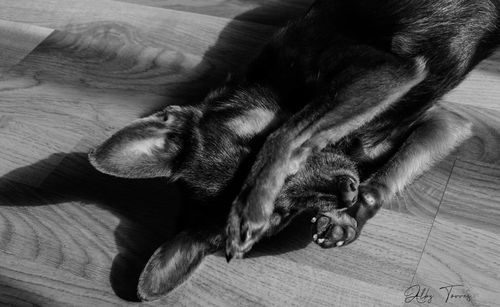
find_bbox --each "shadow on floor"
[0,151,312,300]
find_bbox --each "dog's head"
[88,102,255,197]
[89,86,282,197]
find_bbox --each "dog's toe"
[338,176,359,207]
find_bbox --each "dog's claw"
[225,251,233,263]
[226,199,270,260]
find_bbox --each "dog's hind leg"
[312,106,473,248]
[226,51,428,259]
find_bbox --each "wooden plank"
[409,220,500,307]
[407,158,500,306]
[0,0,275,70]
[161,252,402,306]
[1,140,188,306]
[115,0,313,26]
[0,111,84,186]
[0,253,133,306]
[0,19,53,76]
[0,21,58,186]
[252,210,432,292]
[383,157,454,221]
[444,52,500,112]
[0,147,183,302]
[440,103,500,165]
[0,27,192,186]
[436,159,500,234]
[0,24,198,185]
[4,28,207,103]
[0,0,278,187]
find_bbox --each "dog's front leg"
[226,53,428,260]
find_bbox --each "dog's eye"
[154,111,170,122]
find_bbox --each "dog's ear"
[89,106,195,178]
[137,232,210,301]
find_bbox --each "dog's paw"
[310,182,386,248]
[225,198,271,261]
[359,183,382,205]
[356,182,386,220]
[311,210,359,248]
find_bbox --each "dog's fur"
[89,0,500,301]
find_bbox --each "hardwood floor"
[0,1,499,306]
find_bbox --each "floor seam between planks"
[0,19,53,77]
[409,156,457,285]
[442,98,500,112]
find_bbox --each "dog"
[89,90,362,300]
[89,0,500,301]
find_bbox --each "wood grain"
[0,0,499,306]
[163,252,403,307]
[0,253,127,307]
[0,20,53,76]
[0,0,276,186]
[407,159,500,307]
[446,103,500,165]
[253,210,432,291]
[0,0,275,69]
[116,0,313,26]
[444,53,500,112]
[434,159,500,235]
[410,219,500,307]
[382,157,455,221]
[0,151,184,303]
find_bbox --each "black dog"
[89,92,361,300]
[89,0,500,300]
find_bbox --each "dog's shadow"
[0,152,312,301]
[0,2,314,302]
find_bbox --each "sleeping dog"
[89,0,500,300]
